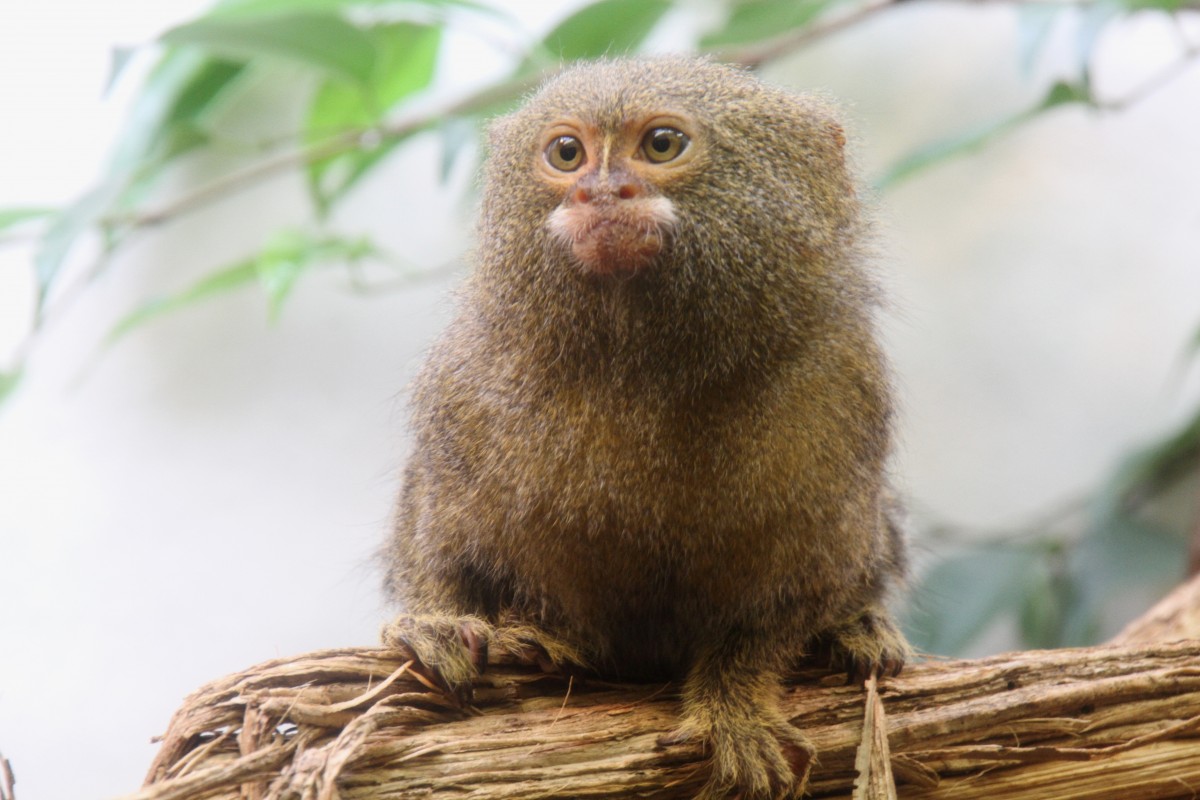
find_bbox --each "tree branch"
[128,577,1200,800]
[102,0,1200,242]
[717,0,898,69]
[115,72,545,232]
[1098,45,1200,112]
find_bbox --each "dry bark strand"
[125,636,1200,800]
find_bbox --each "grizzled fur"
[384,57,908,800]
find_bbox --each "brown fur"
[383,57,909,800]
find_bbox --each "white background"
[2,2,1199,798]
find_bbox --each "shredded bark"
[126,577,1200,800]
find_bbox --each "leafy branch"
[6,0,1198,372]
[81,0,1200,233]
[113,69,544,232]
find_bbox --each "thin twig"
[523,674,575,758]
[103,0,897,235]
[3,67,539,368]
[100,0,1200,239]
[1099,46,1200,111]
[10,0,1200,383]
[721,0,899,69]
[116,72,544,232]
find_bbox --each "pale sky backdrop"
[2,2,1199,798]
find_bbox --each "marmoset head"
[481,57,856,283]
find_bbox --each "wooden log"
[128,634,1200,800]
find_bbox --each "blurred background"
[1,1,1198,797]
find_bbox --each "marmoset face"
[540,111,702,276]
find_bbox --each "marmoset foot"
[825,605,910,685]
[382,613,492,699]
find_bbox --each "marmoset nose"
[571,169,646,204]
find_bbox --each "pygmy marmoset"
[383,56,909,800]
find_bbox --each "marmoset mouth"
[547,197,677,276]
[574,220,664,275]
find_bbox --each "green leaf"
[1121,0,1187,9]
[1016,4,1061,77]
[155,60,246,136]
[309,85,376,149]
[104,231,380,344]
[113,52,246,176]
[38,57,230,302]
[521,0,672,73]
[312,132,420,215]
[877,117,1022,189]
[1186,324,1200,361]
[0,208,55,233]
[105,46,138,95]
[0,369,22,406]
[34,183,125,308]
[306,22,442,211]
[1063,407,1198,646]
[161,12,378,86]
[210,0,498,18]
[257,247,307,320]
[107,57,246,235]
[1061,513,1184,645]
[903,544,1041,656]
[253,230,378,319]
[101,51,248,228]
[1075,1,1121,73]
[437,117,476,184]
[105,260,260,346]
[1017,561,1071,649]
[1076,514,1183,592]
[1056,585,1101,647]
[1099,405,1200,515]
[701,0,835,48]
[878,80,1093,189]
[362,23,441,111]
[1039,79,1093,109]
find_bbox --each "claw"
[380,613,493,700]
[460,623,489,672]
[842,654,905,686]
[826,605,911,687]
